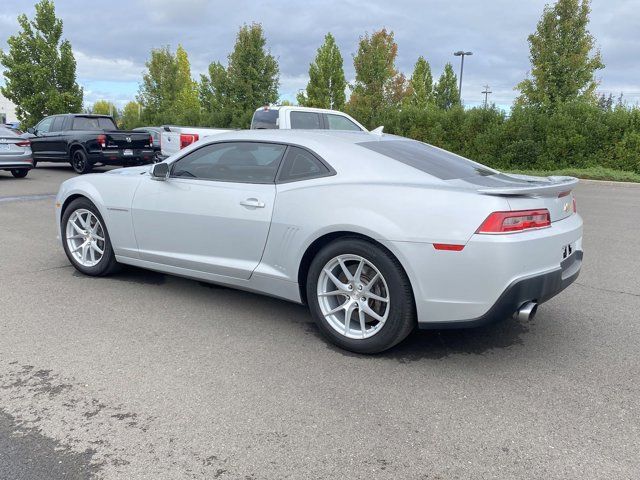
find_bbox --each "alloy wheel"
[65,209,105,267]
[317,254,390,339]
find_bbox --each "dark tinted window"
[290,111,322,129]
[358,140,495,180]
[326,114,361,131]
[171,142,286,183]
[50,116,65,132]
[72,116,117,131]
[251,109,279,129]
[277,146,330,183]
[36,116,54,134]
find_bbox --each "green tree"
[0,0,83,127]
[516,0,604,106]
[346,29,404,128]
[200,23,279,128]
[91,99,118,120]
[297,33,346,110]
[138,44,200,125]
[119,101,143,129]
[174,45,200,125]
[407,56,434,108]
[199,61,230,126]
[434,63,460,110]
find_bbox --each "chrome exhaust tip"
[516,301,538,322]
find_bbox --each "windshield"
[251,109,279,129]
[72,116,117,131]
[358,139,496,180]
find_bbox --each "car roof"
[204,128,395,146]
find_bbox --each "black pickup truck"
[27,114,154,174]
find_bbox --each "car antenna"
[370,126,384,136]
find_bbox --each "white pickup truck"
[159,106,366,158]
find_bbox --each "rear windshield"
[358,140,495,180]
[72,116,117,131]
[251,109,279,129]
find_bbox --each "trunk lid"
[455,173,578,222]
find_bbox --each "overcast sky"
[0,0,637,110]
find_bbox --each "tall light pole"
[453,50,473,101]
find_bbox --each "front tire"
[61,198,119,276]
[11,169,29,178]
[71,149,93,174]
[306,238,416,354]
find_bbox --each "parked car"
[133,126,163,162]
[159,106,366,158]
[27,114,154,174]
[0,125,33,178]
[55,130,583,353]
[250,105,367,131]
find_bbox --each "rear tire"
[306,238,416,354]
[11,169,28,178]
[71,149,93,174]
[61,197,119,276]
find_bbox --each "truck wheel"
[71,149,93,174]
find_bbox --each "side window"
[36,117,54,134]
[277,146,330,183]
[50,116,65,132]
[290,111,322,129]
[171,142,286,184]
[326,114,361,131]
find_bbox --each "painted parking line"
[0,193,56,203]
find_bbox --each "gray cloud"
[1,0,638,108]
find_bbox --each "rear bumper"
[418,250,582,329]
[383,212,584,327]
[88,149,155,165]
[0,161,33,170]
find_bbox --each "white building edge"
[0,92,17,124]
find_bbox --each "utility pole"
[482,84,492,107]
[453,51,473,101]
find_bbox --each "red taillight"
[572,198,577,213]
[433,243,465,251]
[97,134,106,148]
[476,209,551,234]
[179,133,199,149]
[15,140,30,147]
[149,134,154,148]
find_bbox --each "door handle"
[240,198,265,208]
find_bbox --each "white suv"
[251,106,367,131]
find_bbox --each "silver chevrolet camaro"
[55,129,583,353]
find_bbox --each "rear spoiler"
[478,175,579,196]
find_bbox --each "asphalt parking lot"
[0,164,638,480]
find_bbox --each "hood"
[106,165,150,176]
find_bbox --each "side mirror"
[150,162,169,181]
[27,127,36,135]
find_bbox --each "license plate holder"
[123,149,134,156]
[0,144,10,151]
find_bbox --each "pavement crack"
[574,281,640,298]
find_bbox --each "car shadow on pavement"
[304,319,531,362]
[79,265,532,363]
